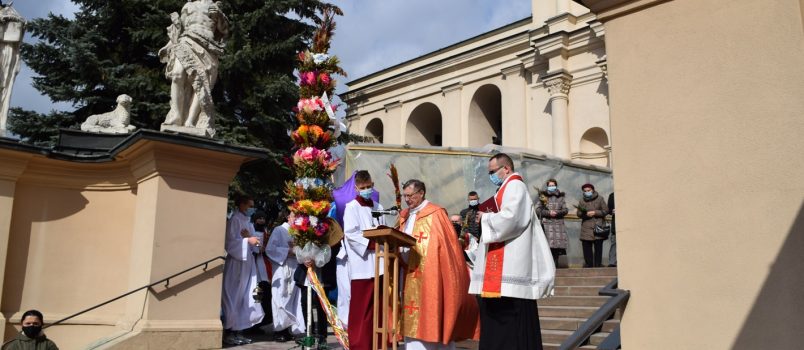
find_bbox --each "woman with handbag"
[537,179,569,268]
[576,183,608,268]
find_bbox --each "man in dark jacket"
[459,191,481,239]
[6,310,59,350]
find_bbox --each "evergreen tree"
[10,0,341,205]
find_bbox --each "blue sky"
[10,0,531,114]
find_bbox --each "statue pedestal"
[160,124,215,138]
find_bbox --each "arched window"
[365,118,383,143]
[578,127,610,167]
[406,103,442,146]
[468,84,502,147]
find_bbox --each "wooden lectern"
[363,226,417,350]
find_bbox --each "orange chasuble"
[397,202,480,343]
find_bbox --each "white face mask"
[468,200,479,206]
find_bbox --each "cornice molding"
[574,0,671,22]
[384,101,403,112]
[440,82,463,95]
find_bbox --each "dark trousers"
[479,297,542,350]
[301,286,328,341]
[582,239,604,267]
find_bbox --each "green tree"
[11,0,341,204]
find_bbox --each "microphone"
[371,206,399,217]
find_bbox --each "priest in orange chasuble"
[397,179,480,350]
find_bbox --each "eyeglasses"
[488,166,503,175]
[402,190,422,199]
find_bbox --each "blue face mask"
[583,191,594,199]
[244,207,256,217]
[359,188,373,200]
[489,173,504,186]
[547,186,557,192]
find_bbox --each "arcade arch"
[468,84,502,147]
[405,103,442,146]
[365,118,383,143]
[578,127,610,167]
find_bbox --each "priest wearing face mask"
[471,153,555,350]
[6,309,59,350]
[398,179,479,350]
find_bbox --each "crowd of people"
[459,179,617,269]
[219,153,615,349]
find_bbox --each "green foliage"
[10,0,342,205]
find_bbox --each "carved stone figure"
[158,0,229,137]
[0,3,24,137]
[80,94,137,134]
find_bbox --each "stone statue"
[158,0,229,137]
[0,3,24,137]
[80,94,137,134]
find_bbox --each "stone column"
[383,101,403,145]
[0,6,25,137]
[440,82,463,147]
[543,70,573,159]
[501,64,528,149]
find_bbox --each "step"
[540,296,608,307]
[555,276,616,287]
[590,331,611,346]
[556,267,618,277]
[540,317,620,332]
[553,286,602,296]
[541,329,573,344]
[538,306,598,318]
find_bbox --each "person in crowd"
[471,153,555,350]
[343,170,385,350]
[459,191,481,240]
[398,179,479,350]
[536,179,569,268]
[221,194,264,345]
[6,310,59,350]
[252,211,272,326]
[607,192,617,267]
[266,210,306,342]
[577,183,609,268]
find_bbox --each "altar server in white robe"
[266,211,306,341]
[343,170,385,350]
[222,194,264,346]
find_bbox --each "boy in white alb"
[342,170,385,350]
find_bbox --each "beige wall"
[0,137,254,349]
[586,0,804,348]
[344,1,611,167]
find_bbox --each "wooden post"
[364,227,416,350]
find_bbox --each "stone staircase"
[540,267,619,350]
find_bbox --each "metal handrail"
[45,255,225,329]
[1,256,225,349]
[559,277,630,350]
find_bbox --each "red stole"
[481,174,523,298]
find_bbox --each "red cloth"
[397,203,481,343]
[348,278,383,350]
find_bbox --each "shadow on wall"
[1,190,90,313]
[732,199,804,349]
[150,263,224,301]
